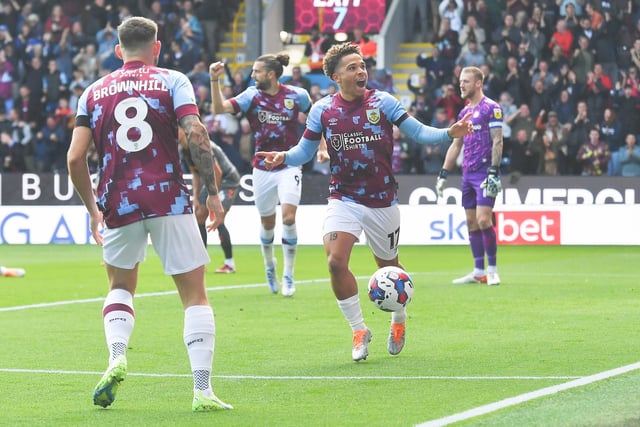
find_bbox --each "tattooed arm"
[180,114,225,230]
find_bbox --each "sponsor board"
[1,205,638,245]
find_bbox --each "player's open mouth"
[356,80,366,88]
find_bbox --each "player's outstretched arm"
[448,111,474,138]
[255,151,287,170]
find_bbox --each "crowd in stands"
[404,0,640,177]
[0,0,241,174]
[1,0,639,178]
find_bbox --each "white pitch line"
[0,368,579,381]
[416,361,640,427]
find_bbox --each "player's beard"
[255,79,270,91]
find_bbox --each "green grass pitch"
[1,244,639,426]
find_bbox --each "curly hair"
[323,43,362,80]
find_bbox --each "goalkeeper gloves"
[435,169,448,198]
[480,166,502,198]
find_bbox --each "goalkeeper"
[436,66,503,286]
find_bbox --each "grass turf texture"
[0,244,638,426]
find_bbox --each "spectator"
[516,42,536,78]
[576,127,611,175]
[14,84,40,129]
[281,66,312,92]
[574,17,596,52]
[434,83,464,123]
[559,0,583,17]
[597,107,624,175]
[67,20,93,55]
[570,35,593,82]
[175,20,204,71]
[592,10,620,83]
[499,91,518,145]
[534,110,567,174]
[504,56,526,106]
[492,13,520,57]
[522,19,547,60]
[549,18,574,59]
[367,67,396,94]
[438,0,464,33]
[529,79,553,118]
[309,83,323,102]
[455,40,485,68]
[631,39,640,72]
[0,129,24,171]
[422,109,451,174]
[585,63,613,122]
[416,45,451,97]
[8,107,33,171]
[566,100,592,174]
[552,89,576,125]
[612,83,640,137]
[194,0,220,62]
[485,43,507,80]
[549,45,570,76]
[508,103,536,142]
[42,58,69,114]
[480,63,502,100]
[619,133,640,176]
[409,88,434,125]
[509,128,537,175]
[585,2,604,31]
[0,49,15,114]
[531,59,556,90]
[459,15,486,54]
[73,43,100,81]
[350,27,377,62]
[82,0,111,37]
[0,24,13,50]
[34,114,64,172]
[96,22,119,69]
[434,17,460,73]
[44,4,71,45]
[562,2,581,32]
[304,26,333,74]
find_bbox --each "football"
[367,266,414,312]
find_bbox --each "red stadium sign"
[294,0,386,34]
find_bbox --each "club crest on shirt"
[329,134,343,151]
[366,108,380,124]
[284,99,295,110]
[493,108,502,119]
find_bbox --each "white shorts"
[102,214,210,275]
[322,199,401,261]
[253,167,302,217]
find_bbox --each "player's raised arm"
[209,62,235,114]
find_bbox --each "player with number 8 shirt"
[68,16,232,411]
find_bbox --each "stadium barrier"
[0,173,638,245]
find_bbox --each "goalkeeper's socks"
[473,268,485,277]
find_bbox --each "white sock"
[260,226,275,268]
[473,268,485,276]
[281,223,297,278]
[486,265,497,274]
[391,307,407,324]
[102,289,135,362]
[225,258,235,268]
[184,305,215,393]
[337,294,366,332]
